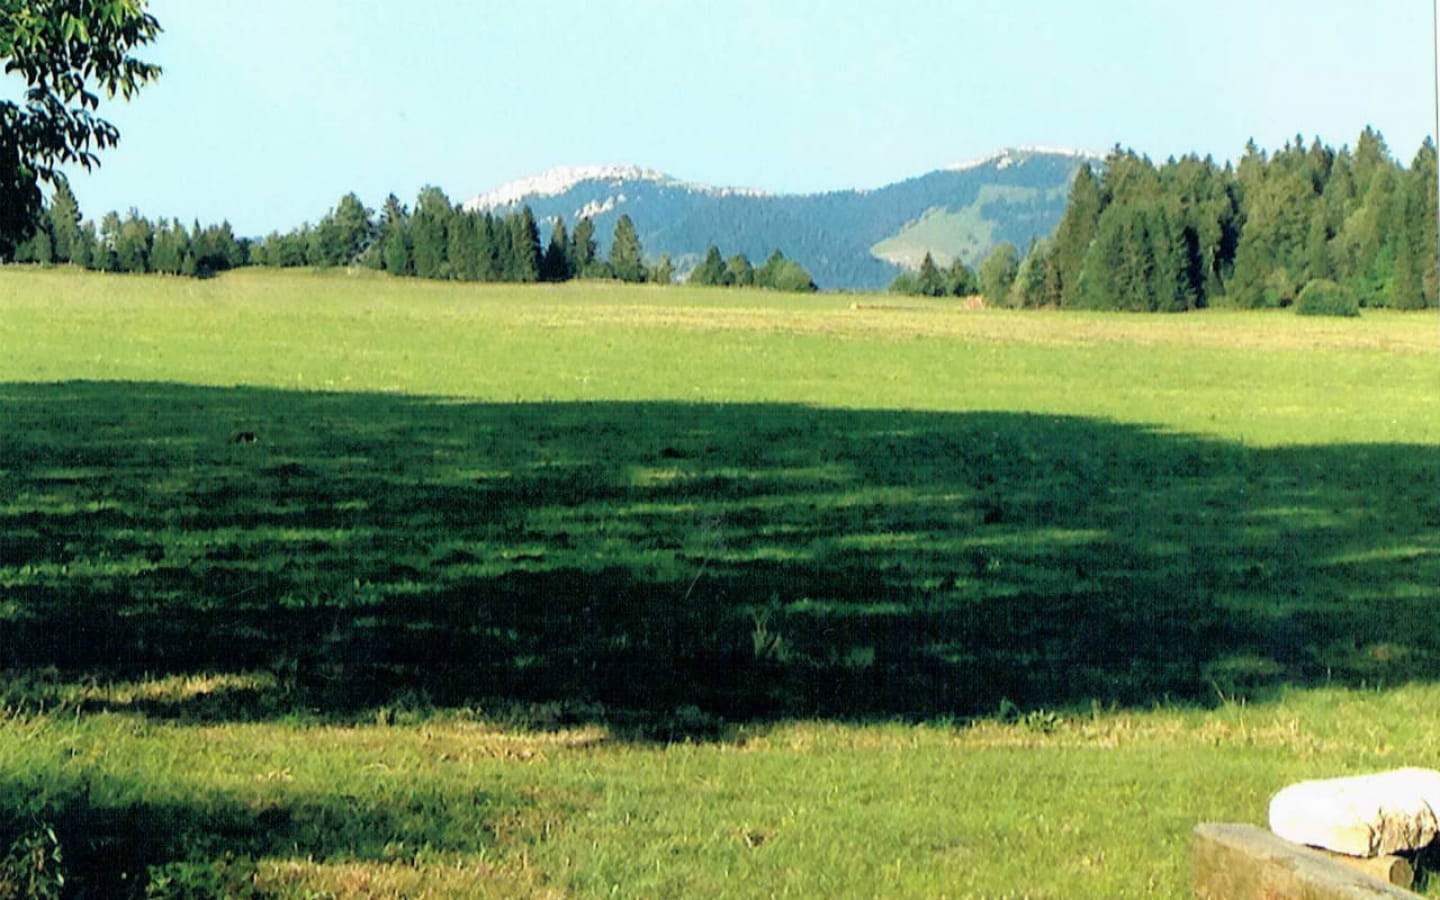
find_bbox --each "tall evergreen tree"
[325,193,373,266]
[410,186,452,279]
[650,254,675,285]
[1228,171,1316,307]
[916,252,945,297]
[113,209,152,273]
[97,211,123,272]
[508,207,542,282]
[476,214,501,281]
[1390,141,1437,309]
[977,242,1020,307]
[448,211,482,281]
[609,214,645,282]
[946,259,979,297]
[149,219,187,274]
[689,245,728,286]
[1008,239,1055,308]
[46,177,82,264]
[1052,164,1103,306]
[72,220,96,269]
[725,253,754,288]
[541,218,571,282]
[377,194,411,276]
[569,216,597,276]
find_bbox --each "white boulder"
[1269,768,1440,857]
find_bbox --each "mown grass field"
[1,265,1439,898]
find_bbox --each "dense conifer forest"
[914,130,1439,311]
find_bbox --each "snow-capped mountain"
[466,165,768,211]
[464,148,1101,290]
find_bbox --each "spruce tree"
[149,219,187,274]
[1228,171,1316,307]
[377,194,411,276]
[72,220,96,269]
[609,214,645,282]
[410,186,452,279]
[1390,142,1436,310]
[509,207,542,282]
[977,243,1020,307]
[569,217,597,276]
[1009,240,1054,308]
[916,252,944,297]
[477,214,500,281]
[47,177,82,264]
[725,253,754,287]
[946,259,978,297]
[690,246,728,286]
[1052,164,1103,306]
[542,218,571,282]
[329,193,373,266]
[448,211,482,281]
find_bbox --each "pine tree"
[1052,164,1103,306]
[946,259,978,297]
[318,193,373,266]
[752,249,817,292]
[1390,141,1436,310]
[47,177,82,264]
[410,186,451,279]
[1336,164,1399,306]
[477,214,500,281]
[149,219,187,274]
[1009,239,1055,308]
[383,224,411,276]
[650,254,675,284]
[97,211,123,272]
[977,243,1020,307]
[448,211,482,281]
[508,207,542,282]
[690,246,728,286]
[541,218,571,282]
[377,194,411,276]
[725,253,754,287]
[1228,171,1316,307]
[609,214,645,282]
[569,217,597,276]
[916,252,944,297]
[72,220,96,269]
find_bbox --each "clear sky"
[47,0,1437,238]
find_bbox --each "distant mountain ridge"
[464,147,1101,290]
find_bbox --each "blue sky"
[49,0,1437,238]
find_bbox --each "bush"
[1296,279,1360,317]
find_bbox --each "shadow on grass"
[0,768,528,899]
[1,380,1438,730]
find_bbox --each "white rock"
[1269,768,1440,857]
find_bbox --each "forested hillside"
[465,149,1093,290]
[996,130,1438,311]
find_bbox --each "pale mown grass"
[1,266,1439,897]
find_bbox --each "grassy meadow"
[2,265,1439,897]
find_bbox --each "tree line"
[687,244,817,292]
[9,178,247,275]
[251,186,669,284]
[897,129,1439,312]
[6,180,820,291]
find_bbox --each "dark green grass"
[5,381,1438,730]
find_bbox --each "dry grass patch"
[258,855,566,900]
